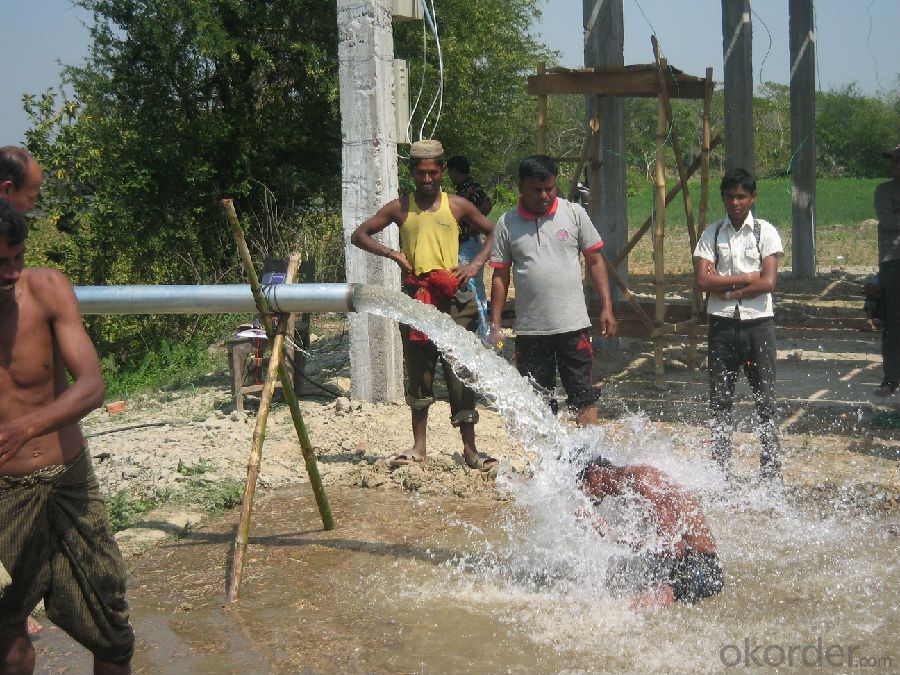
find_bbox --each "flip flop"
[389,453,427,469]
[465,452,499,472]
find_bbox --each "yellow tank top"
[399,192,460,275]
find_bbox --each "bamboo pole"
[222,200,335,538]
[537,62,548,154]
[651,42,698,254]
[689,67,715,369]
[653,81,668,387]
[601,249,655,332]
[588,97,602,217]
[566,130,592,202]
[227,253,301,603]
[611,135,721,268]
[650,318,700,338]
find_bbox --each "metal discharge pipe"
[74,283,358,315]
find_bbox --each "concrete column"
[721,0,755,174]
[789,0,817,278]
[583,0,628,296]
[337,0,404,402]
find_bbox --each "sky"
[1,0,898,145]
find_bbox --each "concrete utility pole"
[789,0,817,278]
[583,0,628,295]
[337,0,404,402]
[721,0,755,174]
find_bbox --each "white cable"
[407,5,429,144]
[283,334,310,358]
[428,0,444,138]
[419,0,444,140]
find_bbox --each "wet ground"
[34,484,899,675]
[31,270,900,674]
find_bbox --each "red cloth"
[403,269,460,342]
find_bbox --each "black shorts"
[667,550,724,603]
[606,550,724,604]
[514,329,599,412]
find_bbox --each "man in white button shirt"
[693,169,784,479]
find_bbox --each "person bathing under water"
[576,456,724,608]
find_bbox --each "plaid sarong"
[0,450,134,664]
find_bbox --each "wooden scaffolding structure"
[527,42,716,386]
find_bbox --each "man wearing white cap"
[351,140,499,471]
[873,144,900,397]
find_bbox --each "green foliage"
[102,335,226,400]
[105,489,158,532]
[393,0,553,186]
[176,478,244,513]
[104,477,244,532]
[177,458,215,476]
[816,84,900,177]
[23,0,343,359]
[754,82,792,177]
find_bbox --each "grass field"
[492,177,882,275]
[623,177,882,274]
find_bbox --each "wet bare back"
[0,268,102,476]
[625,465,717,556]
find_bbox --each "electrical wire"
[406,8,429,144]
[419,0,445,140]
[751,6,773,87]
[864,0,881,90]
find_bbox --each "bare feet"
[26,616,43,637]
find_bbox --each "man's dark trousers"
[880,259,900,389]
[708,315,780,475]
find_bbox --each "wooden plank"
[527,70,706,99]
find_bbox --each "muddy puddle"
[32,484,899,675]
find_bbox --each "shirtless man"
[576,456,724,607]
[0,202,134,674]
[0,146,46,639]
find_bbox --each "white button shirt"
[694,213,784,320]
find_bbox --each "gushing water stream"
[353,286,899,671]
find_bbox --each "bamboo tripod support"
[222,199,335,602]
[227,252,300,602]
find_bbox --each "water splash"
[352,286,899,664]
[352,287,672,592]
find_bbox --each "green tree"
[393,0,553,188]
[754,82,792,177]
[27,0,340,285]
[816,83,900,177]
[25,0,342,358]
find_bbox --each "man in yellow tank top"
[352,140,498,471]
